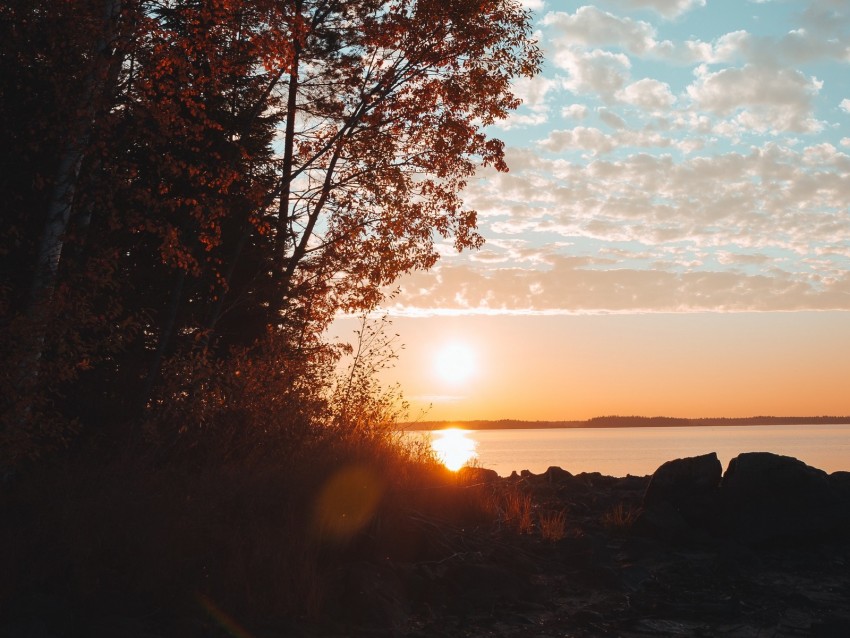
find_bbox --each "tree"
[1,0,540,462]
[269,0,540,320]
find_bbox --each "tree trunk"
[23,0,123,381]
[276,0,303,277]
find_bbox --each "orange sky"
[331,311,850,422]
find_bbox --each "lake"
[409,424,850,477]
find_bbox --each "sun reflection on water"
[432,428,478,471]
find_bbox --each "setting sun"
[431,428,478,471]
[434,343,476,385]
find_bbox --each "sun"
[434,343,476,385]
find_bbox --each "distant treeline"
[406,416,850,430]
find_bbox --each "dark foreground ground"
[3,453,849,637]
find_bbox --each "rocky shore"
[326,452,850,637]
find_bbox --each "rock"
[542,466,573,483]
[830,472,850,529]
[644,452,722,506]
[829,471,850,499]
[457,466,499,484]
[719,452,846,544]
[633,499,693,543]
[642,453,722,530]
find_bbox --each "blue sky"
[387,0,850,316]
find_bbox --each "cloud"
[447,141,850,312]
[542,7,705,67]
[543,7,658,55]
[554,49,632,99]
[544,6,849,67]
[598,108,628,129]
[513,75,560,112]
[687,64,824,133]
[616,78,676,110]
[518,0,545,10]
[600,0,706,19]
[800,0,850,37]
[434,0,850,316]
[561,103,589,119]
[537,126,681,155]
[391,260,850,315]
[497,75,561,130]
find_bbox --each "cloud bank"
[397,1,850,315]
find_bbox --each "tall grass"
[602,502,639,531]
[539,509,567,541]
[501,488,535,534]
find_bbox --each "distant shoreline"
[403,416,850,431]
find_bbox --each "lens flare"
[313,464,384,541]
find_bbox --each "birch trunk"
[27,0,122,326]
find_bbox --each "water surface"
[410,424,850,477]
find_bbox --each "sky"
[334,0,850,422]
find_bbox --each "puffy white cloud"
[687,64,824,133]
[561,103,589,119]
[555,49,632,99]
[512,75,559,113]
[601,0,706,19]
[841,99,850,113]
[498,76,561,130]
[543,7,658,54]
[539,127,617,154]
[675,26,850,67]
[616,78,676,110]
[538,126,681,155]
[543,4,849,70]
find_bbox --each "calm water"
[410,424,850,477]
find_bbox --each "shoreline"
[404,415,850,430]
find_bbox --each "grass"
[539,509,567,541]
[501,488,534,534]
[602,501,639,531]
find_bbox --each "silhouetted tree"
[0,0,540,466]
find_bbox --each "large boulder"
[643,453,722,522]
[719,452,846,544]
[636,453,722,542]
